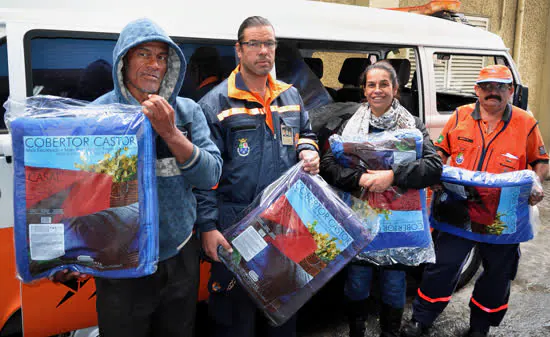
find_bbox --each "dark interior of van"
[0,35,514,139]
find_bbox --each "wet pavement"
[299,181,550,337]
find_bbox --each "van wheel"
[456,246,481,290]
[406,245,482,294]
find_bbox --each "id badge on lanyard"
[281,125,294,146]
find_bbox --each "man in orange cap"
[401,64,548,337]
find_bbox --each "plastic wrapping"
[329,129,435,266]
[5,95,158,282]
[431,165,542,244]
[218,162,377,326]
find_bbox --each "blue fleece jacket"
[93,18,222,261]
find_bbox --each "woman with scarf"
[320,61,442,337]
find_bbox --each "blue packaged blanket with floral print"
[5,96,158,282]
[431,165,540,244]
[330,129,434,266]
[217,163,377,326]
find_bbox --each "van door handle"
[0,154,12,164]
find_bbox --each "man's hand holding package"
[202,229,233,262]
[300,150,320,175]
[142,94,178,140]
[50,269,87,283]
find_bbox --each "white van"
[0,1,528,336]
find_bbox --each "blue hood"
[112,18,186,104]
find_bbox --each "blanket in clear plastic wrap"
[431,165,541,244]
[329,129,434,266]
[5,96,158,282]
[217,163,377,326]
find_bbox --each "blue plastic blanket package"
[218,163,377,326]
[431,165,538,244]
[329,129,435,266]
[5,96,158,282]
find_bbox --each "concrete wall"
[399,0,550,125]
[536,7,550,150]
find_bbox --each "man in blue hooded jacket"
[52,18,222,337]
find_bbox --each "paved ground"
[298,181,550,337]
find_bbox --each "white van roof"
[0,0,507,51]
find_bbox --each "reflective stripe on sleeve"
[297,138,319,150]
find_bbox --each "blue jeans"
[344,264,406,308]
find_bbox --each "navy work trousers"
[412,232,520,333]
[208,281,296,337]
[95,236,200,337]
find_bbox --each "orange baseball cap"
[476,65,513,84]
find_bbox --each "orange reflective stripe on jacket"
[216,107,263,122]
[271,105,301,114]
[470,297,508,313]
[417,288,452,303]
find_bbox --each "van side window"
[28,35,237,103]
[275,41,333,112]
[386,48,418,117]
[310,51,371,103]
[28,37,116,101]
[177,43,236,102]
[303,47,420,117]
[0,37,8,132]
[432,53,510,114]
[283,43,421,152]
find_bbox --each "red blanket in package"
[260,195,318,264]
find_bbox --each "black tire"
[406,243,482,294]
[456,245,481,290]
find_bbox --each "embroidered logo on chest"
[455,152,464,165]
[237,138,250,157]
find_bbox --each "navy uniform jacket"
[196,66,318,233]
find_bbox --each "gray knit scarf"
[342,99,416,141]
